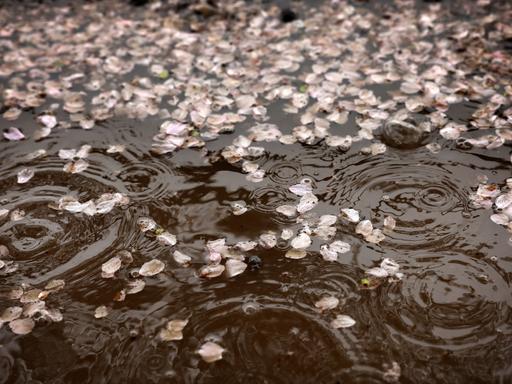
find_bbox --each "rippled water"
[1,0,512,383]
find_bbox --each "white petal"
[281,229,294,240]
[355,220,373,237]
[173,250,192,265]
[157,231,177,246]
[297,193,318,213]
[330,240,351,254]
[341,208,360,223]
[236,95,256,109]
[225,259,247,278]
[197,341,225,363]
[246,169,265,183]
[126,279,145,294]
[380,258,400,276]
[276,205,297,217]
[94,305,109,319]
[137,217,156,232]
[285,249,307,259]
[289,183,313,196]
[490,213,509,225]
[199,264,225,278]
[139,259,165,277]
[235,241,257,251]
[383,216,396,230]
[291,233,312,249]
[0,307,22,322]
[106,144,125,153]
[315,296,339,311]
[370,143,387,155]
[440,126,461,140]
[17,168,34,184]
[318,215,337,227]
[320,245,338,261]
[9,318,35,334]
[365,229,385,244]
[331,315,356,329]
[76,145,92,159]
[259,233,277,249]
[160,319,188,341]
[496,194,512,210]
[366,267,389,278]
[101,256,121,275]
[3,127,25,141]
[230,201,248,216]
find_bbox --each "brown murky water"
[1,0,512,383]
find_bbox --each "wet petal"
[139,259,165,277]
[94,305,109,319]
[289,183,313,196]
[58,149,77,160]
[331,315,356,329]
[9,318,35,335]
[496,194,512,210]
[356,220,373,237]
[0,307,23,322]
[320,244,338,261]
[318,215,337,227]
[17,168,34,184]
[491,213,509,225]
[259,232,277,249]
[230,201,248,216]
[341,208,360,223]
[3,127,25,141]
[366,267,388,278]
[381,258,400,276]
[199,264,225,278]
[63,159,89,174]
[157,231,177,246]
[173,250,192,265]
[315,296,339,311]
[106,144,125,153]
[160,319,188,341]
[297,193,318,214]
[285,249,307,259]
[291,233,312,249]
[101,256,122,275]
[44,279,65,292]
[197,341,225,363]
[276,205,297,217]
[281,229,294,240]
[366,229,386,244]
[235,241,258,251]
[225,259,247,278]
[137,217,157,232]
[126,279,145,294]
[330,241,350,254]
[383,216,396,230]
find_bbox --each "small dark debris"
[129,0,148,6]
[248,255,262,271]
[455,138,473,150]
[280,8,297,23]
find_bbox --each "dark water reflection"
[1,1,512,383]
